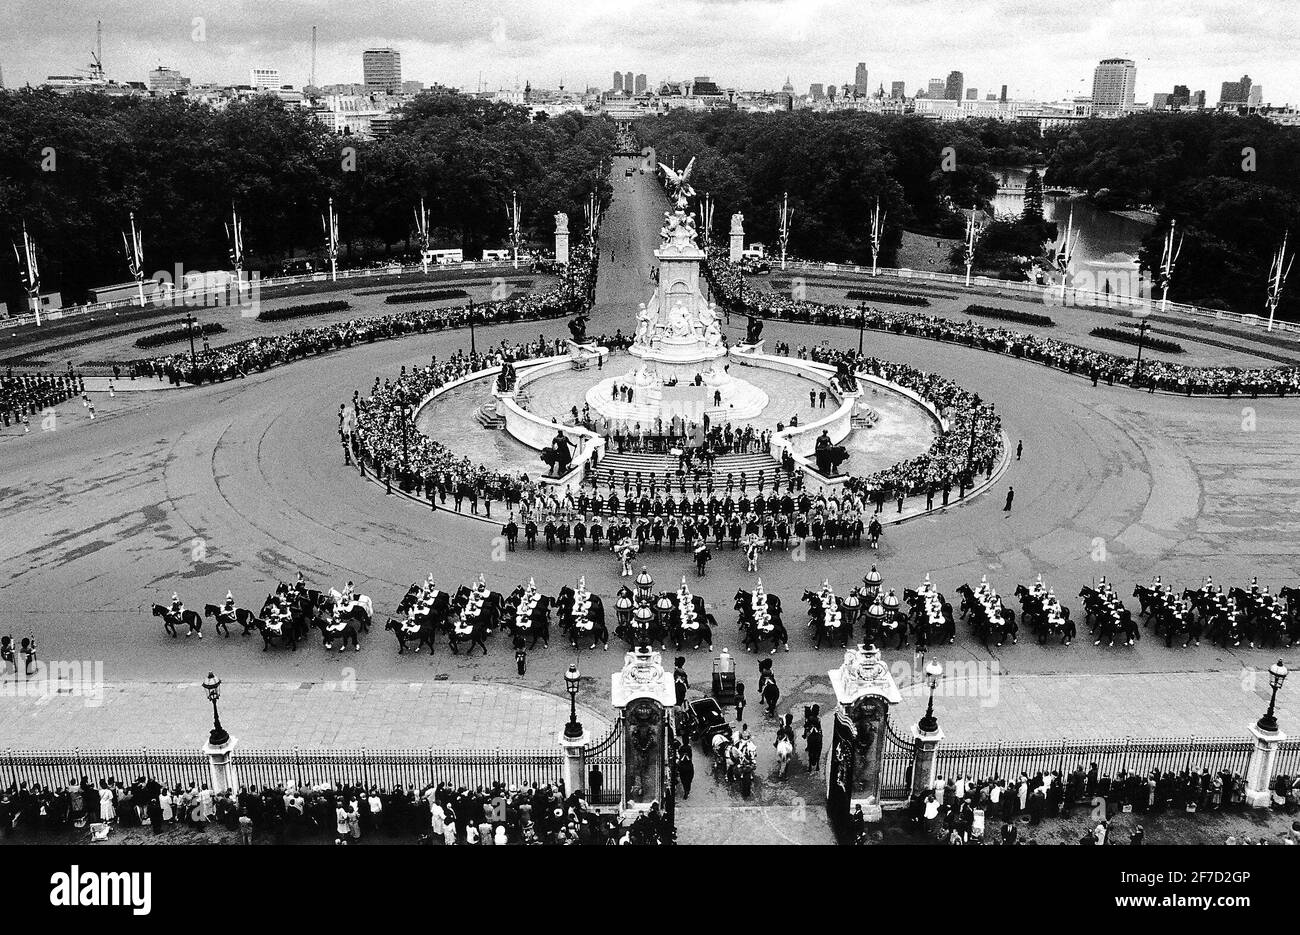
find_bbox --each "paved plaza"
[0,157,1297,837]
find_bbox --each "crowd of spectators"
[349,338,569,505]
[901,764,1300,845]
[707,249,1300,398]
[0,775,671,845]
[134,245,597,385]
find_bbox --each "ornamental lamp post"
[563,663,584,740]
[1257,659,1289,734]
[917,659,944,734]
[857,302,866,355]
[1132,320,1151,384]
[185,312,198,368]
[202,671,229,746]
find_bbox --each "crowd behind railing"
[132,245,598,386]
[707,249,1300,398]
[0,774,670,845]
[901,764,1300,845]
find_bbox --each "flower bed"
[845,289,931,306]
[255,300,352,322]
[963,304,1055,328]
[1090,326,1185,354]
[133,322,226,349]
[383,289,471,305]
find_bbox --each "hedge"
[845,289,931,307]
[383,288,470,305]
[963,304,1055,328]
[1089,326,1185,354]
[133,322,226,349]
[256,300,351,322]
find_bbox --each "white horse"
[329,587,373,621]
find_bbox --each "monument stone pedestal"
[554,211,570,266]
[202,736,239,794]
[729,212,745,263]
[1244,723,1287,808]
[558,728,590,799]
[910,725,944,798]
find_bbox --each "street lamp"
[918,660,944,734]
[202,671,229,746]
[467,301,477,356]
[857,302,866,356]
[1257,659,1289,734]
[1132,319,1151,384]
[563,664,584,740]
[185,312,198,368]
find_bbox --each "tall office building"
[635,73,647,94]
[250,68,280,90]
[890,81,905,99]
[623,71,633,94]
[809,83,825,99]
[927,78,945,99]
[1000,84,1007,102]
[148,65,189,93]
[1091,58,1136,112]
[965,87,978,100]
[854,62,868,95]
[362,48,401,93]
[1248,84,1262,105]
[1219,74,1252,105]
[945,70,964,101]
[612,71,623,92]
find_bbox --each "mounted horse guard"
[561,575,607,650]
[736,578,788,654]
[674,577,713,651]
[635,566,655,602]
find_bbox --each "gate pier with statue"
[826,644,902,834]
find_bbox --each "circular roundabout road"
[2,161,1297,727]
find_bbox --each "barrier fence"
[880,733,1299,800]
[776,261,1300,338]
[3,719,627,797]
[3,261,530,330]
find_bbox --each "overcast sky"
[2,0,1297,105]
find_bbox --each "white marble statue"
[634,302,656,345]
[667,301,694,338]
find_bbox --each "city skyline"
[2,0,1299,105]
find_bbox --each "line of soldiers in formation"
[2,370,86,428]
[499,487,887,555]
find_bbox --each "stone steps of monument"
[593,450,780,487]
[474,403,506,429]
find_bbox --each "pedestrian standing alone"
[514,636,527,676]
[805,718,823,773]
[1003,487,1015,512]
[676,746,694,800]
[1016,439,1023,460]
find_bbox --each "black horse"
[152,604,202,638]
[556,586,608,650]
[734,591,789,654]
[254,614,299,651]
[802,589,851,649]
[385,616,438,654]
[505,586,553,649]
